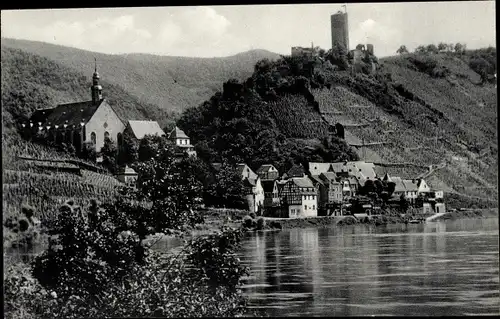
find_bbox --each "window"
[104,131,110,141]
[313,205,316,210]
[91,132,96,145]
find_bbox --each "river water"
[238,218,499,316]
[6,218,499,316]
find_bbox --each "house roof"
[169,126,189,139]
[392,177,406,192]
[290,177,314,188]
[117,165,137,175]
[287,164,305,177]
[309,175,324,186]
[256,164,277,174]
[402,179,419,192]
[44,100,104,126]
[308,162,332,175]
[392,177,419,192]
[320,172,338,182]
[236,163,258,181]
[127,120,166,139]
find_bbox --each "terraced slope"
[310,53,497,204]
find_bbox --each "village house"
[116,165,138,186]
[236,164,264,215]
[167,126,197,157]
[280,176,318,218]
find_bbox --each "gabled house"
[168,126,197,157]
[236,164,264,214]
[116,165,138,186]
[280,177,318,218]
[256,164,280,181]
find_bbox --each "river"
[238,218,499,316]
[5,218,499,316]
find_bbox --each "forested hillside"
[178,47,497,207]
[1,38,280,113]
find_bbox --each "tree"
[426,44,439,54]
[454,42,466,54]
[415,45,427,54]
[137,134,169,162]
[399,194,409,212]
[81,141,97,162]
[469,56,494,84]
[326,41,349,71]
[101,137,118,173]
[396,45,409,55]
[437,42,447,52]
[206,161,247,209]
[117,131,138,166]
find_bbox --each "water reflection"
[239,219,500,316]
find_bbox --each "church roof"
[30,108,55,124]
[169,126,189,139]
[43,100,104,126]
[127,120,166,139]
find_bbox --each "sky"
[1,2,496,58]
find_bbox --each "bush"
[249,212,256,219]
[242,215,253,228]
[256,217,266,230]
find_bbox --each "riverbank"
[202,208,499,232]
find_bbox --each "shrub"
[269,220,282,229]
[242,215,253,228]
[256,217,266,230]
[249,212,257,219]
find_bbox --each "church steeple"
[91,58,103,105]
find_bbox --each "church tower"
[91,58,103,105]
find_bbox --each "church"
[28,61,166,154]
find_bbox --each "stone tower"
[91,58,103,105]
[331,11,349,51]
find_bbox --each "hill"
[1,38,281,113]
[178,50,497,208]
